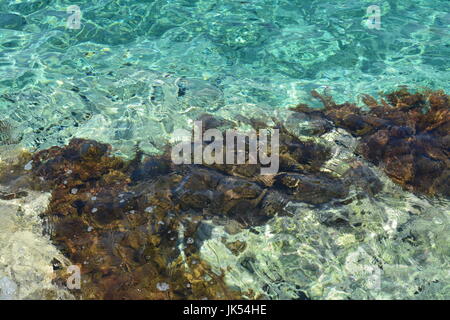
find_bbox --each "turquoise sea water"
[0,0,449,299]
[0,0,449,152]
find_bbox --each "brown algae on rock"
[295,88,449,196]
[13,113,356,299]
[1,88,447,299]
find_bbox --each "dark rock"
[343,162,383,196]
[12,106,404,299]
[275,172,348,204]
[299,88,450,196]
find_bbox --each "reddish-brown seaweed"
[22,125,350,300]
[295,89,449,196]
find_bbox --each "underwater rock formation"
[3,88,445,299]
[0,186,73,299]
[0,146,72,299]
[13,111,356,299]
[29,139,243,299]
[293,89,449,197]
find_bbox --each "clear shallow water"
[0,0,448,299]
[1,0,449,152]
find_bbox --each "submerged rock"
[0,183,71,300]
[5,89,444,299]
[275,172,348,205]
[27,138,265,299]
[4,109,359,299]
[294,89,449,197]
